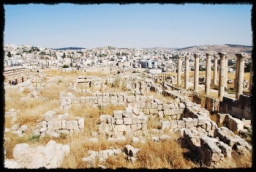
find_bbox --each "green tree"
[7,52,12,57]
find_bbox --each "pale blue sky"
[4,3,252,49]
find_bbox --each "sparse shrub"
[28,134,40,142]
[62,64,69,68]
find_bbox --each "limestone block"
[123,111,133,118]
[216,141,232,158]
[169,103,176,109]
[140,102,145,108]
[183,118,195,128]
[127,96,135,103]
[141,124,147,131]
[163,110,170,116]
[45,111,56,121]
[124,118,132,125]
[116,125,127,132]
[13,143,30,161]
[132,137,140,143]
[158,111,164,119]
[61,120,66,129]
[145,102,151,109]
[73,97,81,104]
[161,121,170,130]
[89,138,98,143]
[97,97,103,103]
[4,160,20,169]
[177,120,185,129]
[131,124,137,131]
[116,119,123,125]
[158,104,163,111]
[102,96,109,103]
[137,124,142,130]
[132,108,140,116]
[89,97,97,104]
[113,110,123,119]
[179,103,185,109]
[144,109,150,115]
[163,104,169,111]
[152,103,157,109]
[78,118,84,129]
[170,120,178,129]
[151,136,160,142]
[132,116,139,124]
[19,125,28,132]
[65,121,73,130]
[160,134,171,141]
[53,120,62,130]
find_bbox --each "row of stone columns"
[176,52,248,101]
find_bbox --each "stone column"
[234,55,240,91]
[213,54,218,85]
[177,54,182,87]
[194,53,200,92]
[205,53,212,95]
[218,52,226,101]
[236,53,246,99]
[224,56,228,88]
[184,54,190,90]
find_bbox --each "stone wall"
[160,100,252,168]
[4,66,28,84]
[219,95,251,120]
[32,111,84,138]
[59,92,186,120]
[98,106,148,138]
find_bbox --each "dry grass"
[118,140,196,169]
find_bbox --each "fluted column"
[177,54,182,87]
[194,53,200,92]
[218,52,226,101]
[184,54,190,90]
[236,53,246,99]
[205,53,212,95]
[213,54,218,85]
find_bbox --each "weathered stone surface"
[161,121,170,130]
[44,111,56,121]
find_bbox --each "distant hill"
[225,44,252,48]
[175,44,252,57]
[50,47,86,50]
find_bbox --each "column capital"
[185,55,190,60]
[177,54,184,59]
[193,53,200,58]
[206,52,214,57]
[235,52,247,59]
[218,52,226,59]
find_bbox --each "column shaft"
[234,58,240,91]
[205,54,211,95]
[213,55,218,85]
[236,54,245,99]
[177,55,182,87]
[194,54,199,92]
[185,55,189,89]
[218,53,226,101]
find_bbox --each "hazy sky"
[4,3,252,49]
